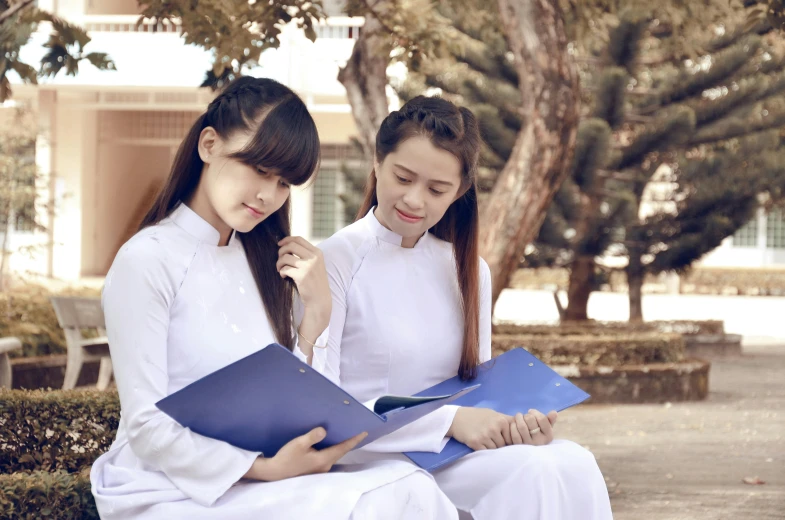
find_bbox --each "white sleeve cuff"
[360,405,460,453]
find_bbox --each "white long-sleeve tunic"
[318,208,492,457]
[319,209,614,519]
[89,204,428,519]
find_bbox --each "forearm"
[296,308,330,361]
[242,456,280,482]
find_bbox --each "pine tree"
[402,5,785,321]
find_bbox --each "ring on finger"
[529,427,541,436]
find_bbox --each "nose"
[401,185,426,210]
[256,177,278,205]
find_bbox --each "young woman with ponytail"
[319,96,614,519]
[90,78,457,520]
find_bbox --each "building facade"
[4,0,363,281]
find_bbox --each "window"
[311,167,341,239]
[0,133,37,233]
[733,216,758,247]
[766,209,785,249]
[311,144,366,239]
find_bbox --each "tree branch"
[356,0,403,40]
[0,0,35,24]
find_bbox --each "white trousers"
[351,470,458,520]
[432,440,613,520]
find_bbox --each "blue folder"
[156,344,479,456]
[404,347,591,471]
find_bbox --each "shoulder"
[106,221,196,296]
[479,256,490,280]
[428,235,491,286]
[318,219,371,266]
[479,257,491,291]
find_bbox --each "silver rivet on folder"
[299,368,306,373]
[528,363,534,367]
[343,400,350,405]
[555,383,561,386]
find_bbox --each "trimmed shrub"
[492,320,724,337]
[0,389,119,473]
[492,332,686,366]
[0,469,97,519]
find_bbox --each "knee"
[500,441,603,483]
[549,440,602,474]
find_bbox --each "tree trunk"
[564,255,594,321]
[480,0,580,305]
[0,208,12,292]
[337,13,390,164]
[627,246,644,322]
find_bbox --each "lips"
[395,207,424,223]
[244,204,264,218]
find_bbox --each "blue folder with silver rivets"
[155,343,478,457]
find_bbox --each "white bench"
[0,336,22,389]
[50,296,113,390]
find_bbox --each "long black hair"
[140,76,320,350]
[357,96,482,379]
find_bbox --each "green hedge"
[0,389,119,474]
[492,332,686,366]
[0,284,101,358]
[492,319,724,337]
[510,266,785,295]
[0,469,97,519]
[682,267,785,295]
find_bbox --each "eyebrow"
[393,164,456,186]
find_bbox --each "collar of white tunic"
[362,206,430,249]
[169,203,239,247]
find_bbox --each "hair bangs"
[230,95,321,186]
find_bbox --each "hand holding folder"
[156,344,478,457]
[403,347,590,471]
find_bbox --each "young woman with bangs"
[90,78,458,520]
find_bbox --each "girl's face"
[192,127,291,243]
[374,135,463,248]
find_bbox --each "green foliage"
[0,2,115,101]
[138,0,325,87]
[491,332,686,366]
[0,109,38,239]
[0,469,97,519]
[0,389,119,474]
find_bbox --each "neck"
[186,192,232,246]
[400,235,420,248]
[373,207,422,249]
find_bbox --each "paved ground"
[556,343,785,520]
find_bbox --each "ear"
[453,181,472,202]
[373,158,380,179]
[197,127,220,163]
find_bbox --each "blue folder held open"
[156,344,479,456]
[404,347,591,471]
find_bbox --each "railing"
[68,14,363,39]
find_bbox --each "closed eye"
[430,188,446,195]
[395,175,411,184]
